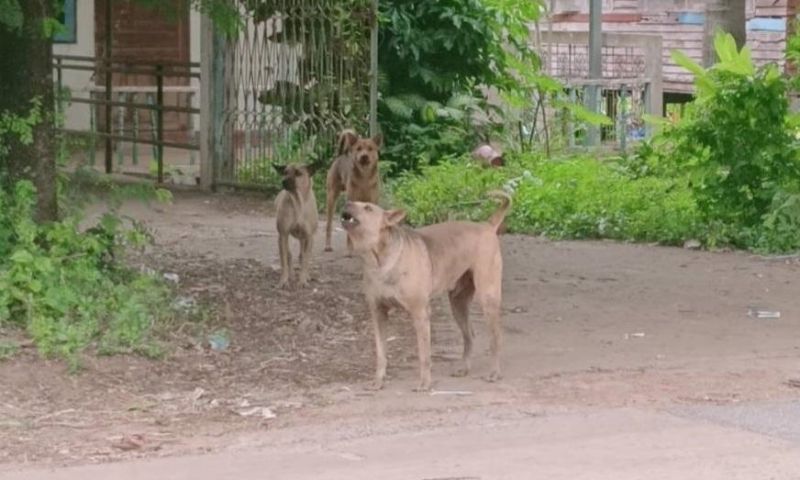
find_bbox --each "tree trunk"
[0,0,58,222]
[703,0,747,67]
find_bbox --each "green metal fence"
[213,0,375,188]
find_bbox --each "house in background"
[544,0,798,108]
[53,0,201,142]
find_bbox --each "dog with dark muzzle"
[324,129,382,252]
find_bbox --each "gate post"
[200,14,225,190]
[369,0,379,136]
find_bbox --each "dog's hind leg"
[449,271,475,377]
[474,252,503,382]
[410,304,433,392]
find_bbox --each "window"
[54,0,77,44]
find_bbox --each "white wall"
[53,0,94,131]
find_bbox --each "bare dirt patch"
[2,191,800,468]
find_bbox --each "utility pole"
[585,0,602,146]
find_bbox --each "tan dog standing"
[325,129,382,252]
[341,192,511,391]
[274,163,319,289]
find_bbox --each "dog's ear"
[337,129,358,155]
[383,209,406,227]
[371,132,383,149]
[273,163,287,175]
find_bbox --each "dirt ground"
[2,190,800,470]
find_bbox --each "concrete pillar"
[585,0,602,146]
[703,0,746,67]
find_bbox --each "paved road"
[6,404,800,480]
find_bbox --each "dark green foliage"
[378,0,543,173]
[379,1,504,101]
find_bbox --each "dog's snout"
[281,179,293,190]
[359,155,370,165]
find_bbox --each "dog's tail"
[486,190,512,232]
[337,129,358,156]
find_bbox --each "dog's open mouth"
[341,211,359,230]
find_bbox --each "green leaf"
[671,49,706,79]
[420,103,438,123]
[714,31,739,64]
[10,249,34,264]
[559,102,613,126]
[0,0,23,31]
[382,96,414,119]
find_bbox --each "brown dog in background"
[274,163,319,289]
[340,191,511,391]
[324,129,382,252]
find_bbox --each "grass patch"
[391,153,702,246]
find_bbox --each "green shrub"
[391,156,510,225]
[638,33,800,252]
[378,0,544,174]
[0,180,175,369]
[380,92,499,174]
[391,153,701,245]
[509,157,699,243]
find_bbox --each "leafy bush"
[642,33,800,252]
[379,0,535,101]
[378,0,544,173]
[380,92,500,173]
[391,157,510,225]
[671,35,798,228]
[391,153,701,245]
[0,180,176,369]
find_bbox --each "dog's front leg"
[410,305,432,392]
[368,299,389,390]
[298,235,313,288]
[345,235,354,257]
[277,233,291,289]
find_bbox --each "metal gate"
[213,0,374,188]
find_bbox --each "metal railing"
[539,32,664,148]
[53,55,200,183]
